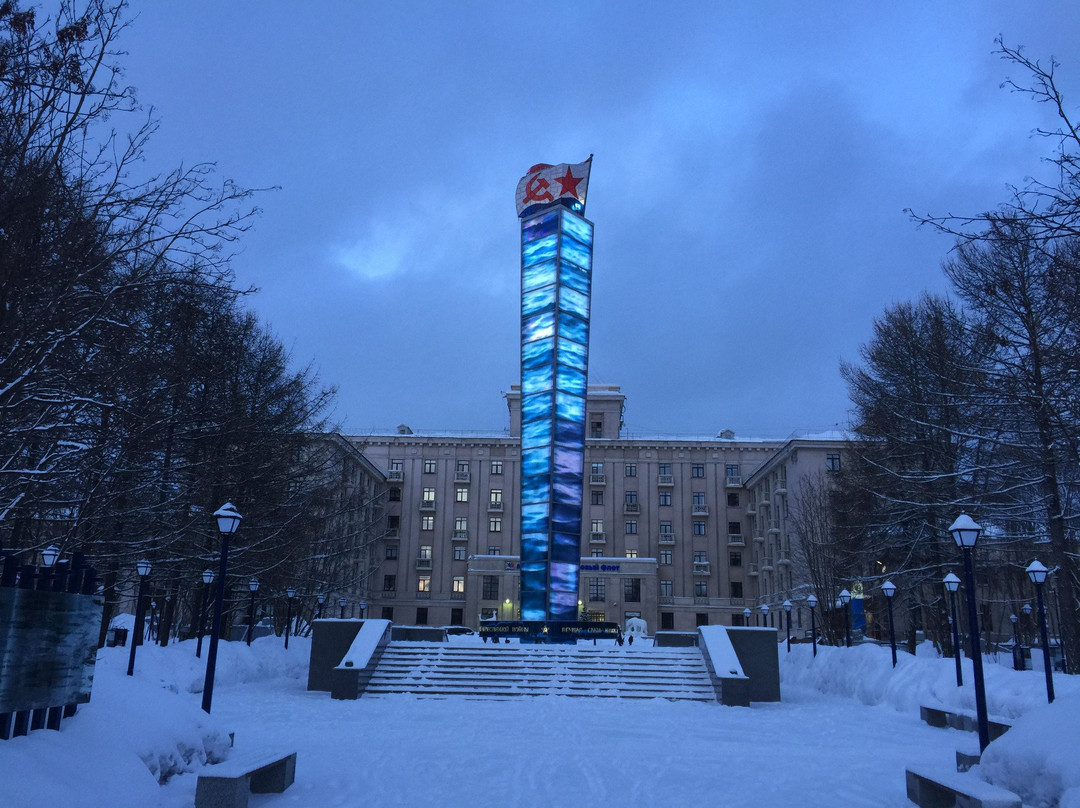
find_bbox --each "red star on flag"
[555,167,583,199]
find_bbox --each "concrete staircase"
[363,641,717,701]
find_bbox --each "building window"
[591,490,604,506]
[422,487,435,503]
[489,516,502,532]
[482,576,498,600]
[591,519,604,533]
[731,581,743,598]
[826,453,841,472]
[416,607,428,625]
[424,460,437,474]
[383,574,396,591]
[659,462,671,476]
[659,520,672,534]
[456,487,469,502]
[726,463,739,478]
[452,576,465,593]
[692,491,705,506]
[388,487,401,502]
[694,581,708,597]
[625,520,637,534]
[591,462,604,475]
[390,459,403,471]
[421,515,434,530]
[625,463,637,477]
[591,419,603,438]
[727,493,739,507]
[661,612,675,630]
[387,515,400,530]
[491,460,503,475]
[659,549,672,565]
[693,520,706,536]
[489,489,503,506]
[382,606,394,621]
[591,549,604,557]
[728,521,742,535]
[623,578,641,602]
[488,545,501,555]
[457,461,469,474]
[625,490,638,504]
[625,549,638,558]
[692,463,705,478]
[694,550,707,564]
[696,612,709,627]
[453,545,466,561]
[385,544,398,560]
[660,580,673,597]
[417,576,431,593]
[659,491,672,506]
[588,577,605,602]
[455,516,468,531]
[729,551,742,567]
[419,545,432,560]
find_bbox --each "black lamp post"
[1009,614,1021,672]
[783,599,792,652]
[196,568,215,658]
[202,501,242,714]
[943,572,963,687]
[316,592,326,620]
[126,559,152,677]
[1026,560,1055,704]
[360,599,367,619]
[339,597,348,619]
[1022,602,1033,646]
[246,577,260,646]
[807,594,818,657]
[881,579,897,667]
[760,602,770,629]
[284,588,295,650]
[949,512,990,752]
[41,545,60,569]
[839,588,852,647]
[742,607,751,626]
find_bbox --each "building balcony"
[381,591,396,599]
[657,474,674,487]
[623,502,640,515]
[590,473,606,486]
[725,475,743,488]
[387,470,404,483]
[747,563,759,576]
[416,591,431,599]
[727,534,745,547]
[745,503,756,515]
[451,530,469,542]
[385,528,399,539]
[761,556,775,571]
[590,532,606,544]
[753,534,766,544]
[693,562,711,576]
[692,504,709,516]
[454,471,471,483]
[776,481,787,495]
[488,501,504,512]
[659,595,674,604]
[419,500,436,511]
[415,558,432,570]
[694,596,710,605]
[767,520,780,534]
[778,556,793,567]
[658,533,676,545]
[450,591,465,600]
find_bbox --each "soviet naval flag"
[515,156,592,219]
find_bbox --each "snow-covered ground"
[1,633,1077,807]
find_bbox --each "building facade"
[345,385,852,633]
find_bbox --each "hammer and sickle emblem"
[524,173,554,204]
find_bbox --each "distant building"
[344,385,852,633]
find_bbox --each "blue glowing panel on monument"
[519,205,593,622]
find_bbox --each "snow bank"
[780,642,1080,806]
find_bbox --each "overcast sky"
[117,2,1080,439]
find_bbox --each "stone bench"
[906,767,1021,808]
[195,749,297,808]
[919,705,1011,741]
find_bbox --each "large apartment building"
[345,385,851,633]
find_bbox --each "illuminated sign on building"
[516,159,594,622]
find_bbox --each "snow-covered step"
[363,642,718,701]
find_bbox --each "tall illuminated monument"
[515,158,593,622]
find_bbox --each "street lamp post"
[943,572,963,687]
[760,603,770,629]
[949,512,990,752]
[742,607,751,626]
[284,588,295,650]
[196,569,214,658]
[881,580,897,667]
[316,592,326,620]
[126,559,152,677]
[839,588,852,647]
[360,599,367,619]
[807,594,818,657]
[339,597,348,619]
[783,600,792,652]
[1009,614,1021,672]
[202,501,242,714]
[246,577,260,646]
[1026,560,1055,704]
